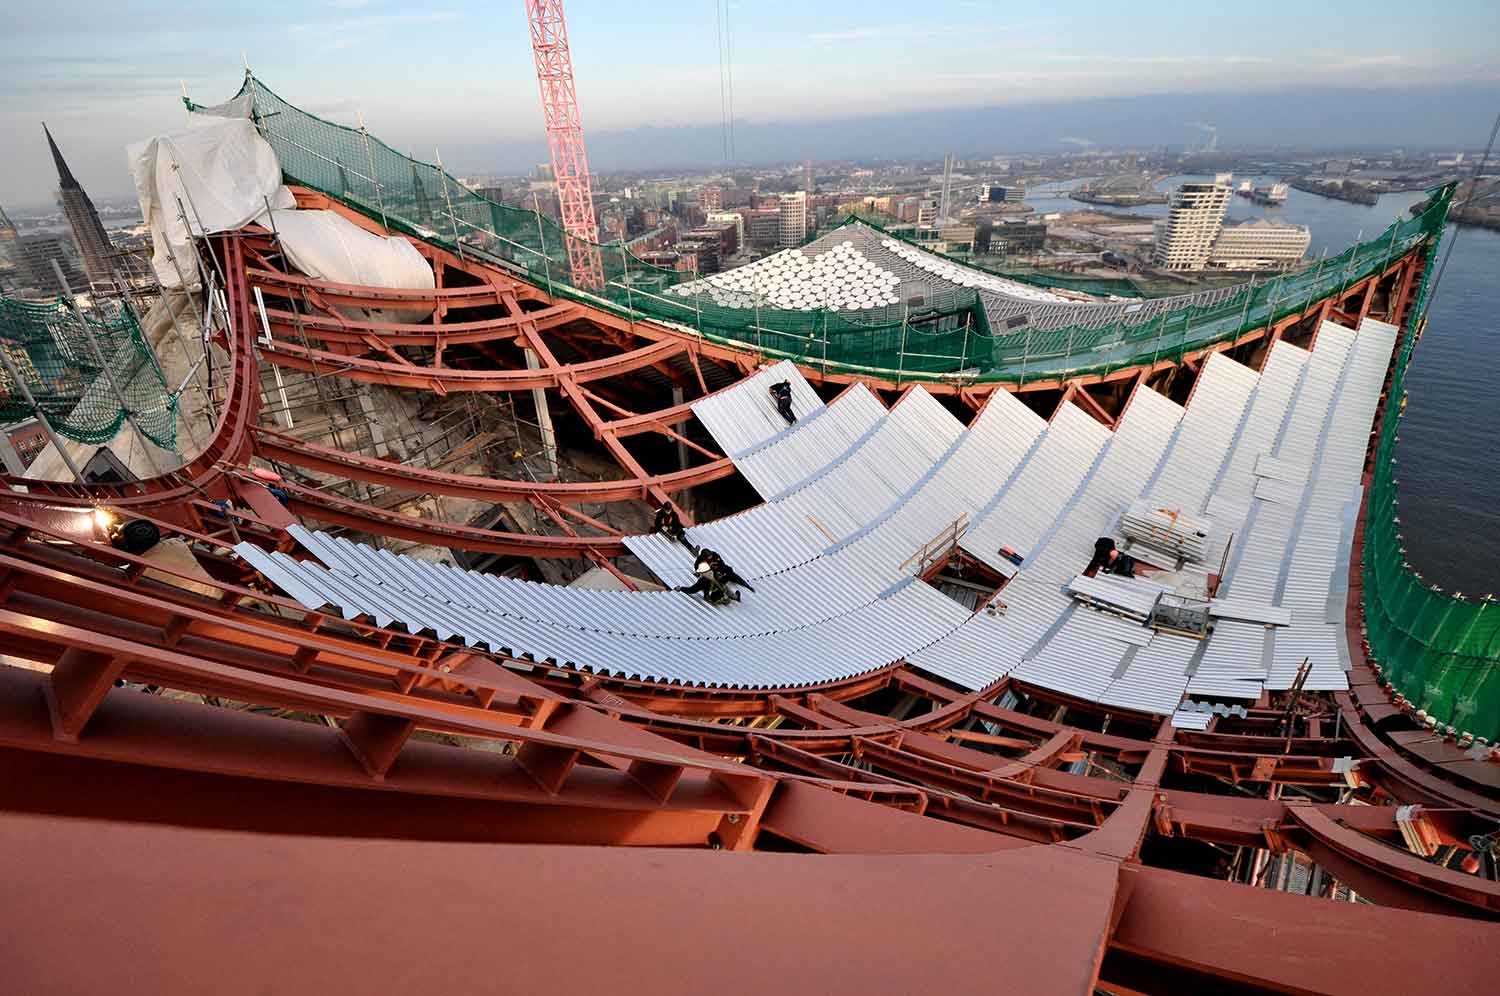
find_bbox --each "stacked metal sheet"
[1065,573,1164,623]
[1119,500,1213,565]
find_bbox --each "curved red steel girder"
[259,334,689,392]
[255,426,735,504]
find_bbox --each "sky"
[2,0,1497,209]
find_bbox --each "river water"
[1026,176,1500,594]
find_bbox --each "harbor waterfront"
[1029,176,1500,595]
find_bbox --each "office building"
[982,184,1025,204]
[705,211,744,254]
[1208,220,1311,270]
[777,191,806,248]
[15,233,85,296]
[1152,180,1232,270]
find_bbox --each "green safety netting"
[1361,184,1500,742]
[0,294,177,450]
[202,74,1453,387]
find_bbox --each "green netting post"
[621,245,635,325]
[1018,326,1031,387]
[356,112,388,231]
[1232,273,1255,350]
[1340,230,1363,306]
[532,193,556,300]
[0,342,85,483]
[689,260,703,336]
[821,309,829,374]
[51,261,167,474]
[960,310,972,371]
[434,149,466,261]
[1382,217,1401,283]
[754,279,763,356]
[897,303,909,386]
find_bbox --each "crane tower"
[524,0,604,290]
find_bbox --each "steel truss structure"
[1,189,1496,995]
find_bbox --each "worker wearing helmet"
[676,555,740,606]
[696,547,755,592]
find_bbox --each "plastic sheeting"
[128,112,434,320]
[262,208,434,322]
[127,118,295,289]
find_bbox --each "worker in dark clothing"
[677,559,740,605]
[1083,537,1138,578]
[769,380,796,426]
[1084,537,1117,577]
[696,548,755,592]
[651,502,696,552]
[1104,549,1138,578]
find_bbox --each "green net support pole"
[1018,326,1031,388]
[897,304,909,386]
[961,310,972,371]
[434,149,466,262]
[821,309,829,375]
[52,265,166,478]
[532,193,555,300]
[0,341,85,484]
[621,245,635,331]
[357,113,388,231]
[1341,230,1363,304]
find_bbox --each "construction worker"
[651,502,696,551]
[769,380,796,426]
[1083,537,1137,578]
[676,558,740,605]
[697,548,755,592]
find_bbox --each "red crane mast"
[524,0,605,291]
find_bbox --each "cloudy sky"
[2,0,1497,208]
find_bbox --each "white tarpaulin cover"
[127,117,294,289]
[265,209,435,321]
[127,113,434,316]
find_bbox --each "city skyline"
[3,0,1498,207]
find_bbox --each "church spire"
[43,122,80,190]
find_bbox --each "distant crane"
[524,0,604,290]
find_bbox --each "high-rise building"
[777,192,807,248]
[1208,220,1311,270]
[745,209,780,249]
[705,211,744,254]
[0,204,18,282]
[16,233,85,296]
[43,124,117,292]
[1152,180,1232,270]
[916,198,938,228]
[701,187,724,211]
